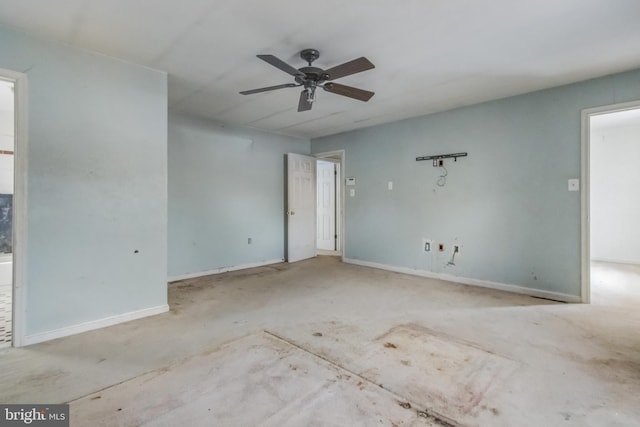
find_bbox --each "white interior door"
[316,160,336,251]
[287,153,316,262]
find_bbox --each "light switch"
[388,181,393,190]
[350,189,355,197]
[568,179,580,191]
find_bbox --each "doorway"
[583,102,640,304]
[315,150,344,257]
[285,150,345,262]
[316,159,339,253]
[0,78,14,348]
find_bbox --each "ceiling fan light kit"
[240,48,375,112]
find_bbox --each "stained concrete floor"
[1,257,639,426]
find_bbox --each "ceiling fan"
[239,49,375,112]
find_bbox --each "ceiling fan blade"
[323,83,374,102]
[298,90,313,112]
[324,57,375,81]
[239,83,299,95]
[257,54,306,78]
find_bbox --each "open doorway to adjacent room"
[585,104,640,305]
[0,78,14,348]
[315,151,344,256]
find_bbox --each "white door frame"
[580,99,640,304]
[0,68,28,347]
[314,150,345,260]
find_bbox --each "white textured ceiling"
[1,0,640,139]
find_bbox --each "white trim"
[580,99,640,304]
[590,258,640,266]
[314,150,345,260]
[580,106,590,304]
[0,69,28,347]
[22,304,169,346]
[344,258,581,303]
[167,258,284,282]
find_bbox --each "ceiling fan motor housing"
[296,67,328,85]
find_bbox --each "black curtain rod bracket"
[416,152,468,163]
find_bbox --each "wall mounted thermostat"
[346,177,356,186]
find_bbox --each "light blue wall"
[168,113,309,277]
[0,26,168,336]
[312,68,640,298]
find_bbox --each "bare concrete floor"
[1,257,639,426]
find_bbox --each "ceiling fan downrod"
[300,48,320,66]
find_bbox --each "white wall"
[590,123,640,265]
[0,25,168,340]
[0,81,13,195]
[0,156,13,195]
[0,109,12,150]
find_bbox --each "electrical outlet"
[422,238,432,252]
[438,243,444,252]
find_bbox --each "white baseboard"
[344,258,581,303]
[22,304,169,346]
[591,258,640,267]
[168,258,285,283]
